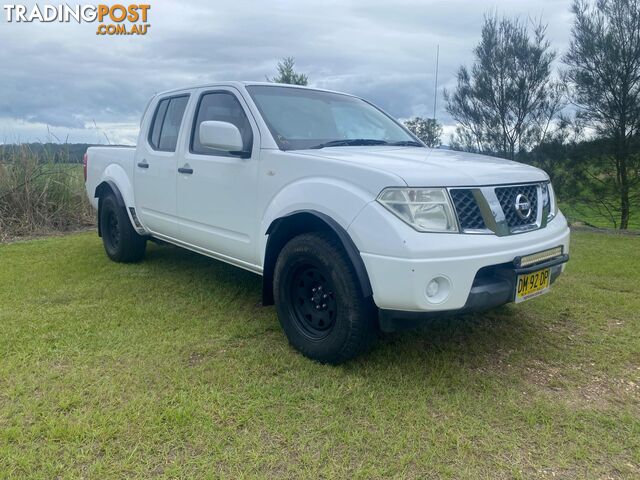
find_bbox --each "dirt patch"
[524,360,640,411]
[187,352,206,367]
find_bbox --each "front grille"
[448,182,547,236]
[495,184,539,228]
[450,189,486,230]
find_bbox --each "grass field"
[560,202,640,231]
[0,231,638,478]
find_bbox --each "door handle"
[137,161,149,169]
[178,166,194,175]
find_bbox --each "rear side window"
[149,99,169,149]
[148,95,189,152]
[191,92,253,156]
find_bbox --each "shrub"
[0,144,94,241]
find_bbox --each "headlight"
[377,188,459,232]
[547,182,558,220]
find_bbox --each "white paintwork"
[85,81,571,313]
[199,121,244,152]
[350,204,570,310]
[84,146,143,233]
[295,147,550,187]
[176,86,262,264]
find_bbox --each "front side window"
[148,95,189,152]
[191,92,253,156]
[246,85,421,150]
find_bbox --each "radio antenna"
[433,44,440,121]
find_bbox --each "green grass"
[560,202,640,230]
[0,231,638,478]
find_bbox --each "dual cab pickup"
[85,82,570,363]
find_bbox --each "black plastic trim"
[262,210,373,306]
[94,180,125,237]
[514,254,569,274]
[128,207,142,228]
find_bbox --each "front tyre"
[99,193,146,263]
[273,232,377,364]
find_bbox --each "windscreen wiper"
[309,139,390,149]
[388,140,424,147]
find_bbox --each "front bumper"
[347,202,571,315]
[463,252,568,310]
[377,253,568,331]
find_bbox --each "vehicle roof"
[155,81,355,98]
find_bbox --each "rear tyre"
[273,231,378,364]
[99,193,146,263]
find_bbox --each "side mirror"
[199,121,245,154]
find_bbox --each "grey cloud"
[0,0,573,142]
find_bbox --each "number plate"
[515,268,550,303]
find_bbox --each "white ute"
[84,82,570,363]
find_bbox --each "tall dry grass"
[0,144,94,241]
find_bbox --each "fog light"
[426,280,439,298]
[425,276,451,304]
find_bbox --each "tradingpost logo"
[2,3,151,35]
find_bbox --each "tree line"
[444,0,640,230]
[274,0,639,229]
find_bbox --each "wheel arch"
[95,179,146,238]
[262,210,373,306]
[95,180,126,237]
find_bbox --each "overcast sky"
[0,0,574,145]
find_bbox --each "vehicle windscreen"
[246,85,421,151]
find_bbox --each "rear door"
[134,94,190,239]
[176,87,261,267]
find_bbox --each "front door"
[176,88,260,266]
[134,94,190,239]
